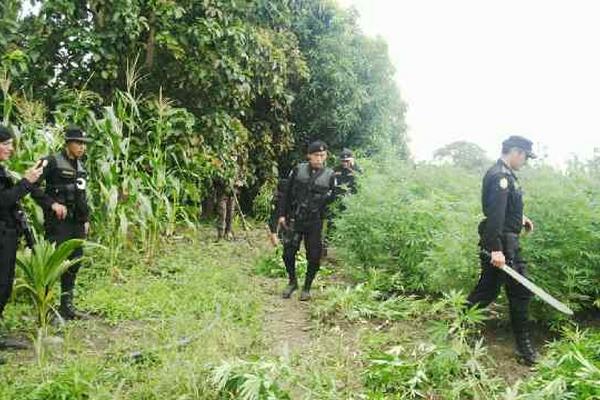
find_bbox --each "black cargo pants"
[0,224,18,318]
[467,233,533,335]
[282,220,323,286]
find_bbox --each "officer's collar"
[498,158,516,177]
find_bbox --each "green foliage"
[16,238,84,328]
[254,246,309,279]
[209,358,291,400]
[520,167,600,322]
[311,282,428,323]
[1,230,267,399]
[364,291,502,399]
[333,158,480,294]
[508,328,600,399]
[334,157,600,322]
[3,0,407,204]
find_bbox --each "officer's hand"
[23,161,45,183]
[278,216,287,229]
[523,216,534,233]
[84,222,90,236]
[268,233,279,247]
[490,251,506,268]
[51,202,68,220]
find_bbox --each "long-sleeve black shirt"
[0,165,34,228]
[481,159,524,251]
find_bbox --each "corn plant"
[16,238,85,329]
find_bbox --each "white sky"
[338,0,599,165]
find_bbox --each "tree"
[434,141,491,171]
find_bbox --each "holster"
[502,233,520,265]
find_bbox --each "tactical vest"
[46,152,87,208]
[290,163,334,224]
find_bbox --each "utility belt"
[478,219,520,259]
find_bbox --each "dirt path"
[258,276,314,358]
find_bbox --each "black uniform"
[0,166,35,318]
[333,164,360,197]
[467,159,533,358]
[279,162,336,295]
[31,151,89,303]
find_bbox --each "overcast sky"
[338,0,599,165]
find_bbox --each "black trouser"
[467,233,532,335]
[46,220,85,293]
[282,221,323,288]
[0,226,18,318]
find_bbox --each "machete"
[500,263,574,316]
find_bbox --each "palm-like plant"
[16,238,85,328]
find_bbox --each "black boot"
[510,299,537,366]
[282,280,298,299]
[515,330,537,366]
[60,291,91,321]
[300,265,318,302]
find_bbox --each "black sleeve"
[326,172,338,205]
[483,175,509,252]
[278,168,296,219]
[0,178,34,208]
[30,156,56,211]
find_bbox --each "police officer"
[278,141,337,301]
[467,135,537,366]
[334,148,361,197]
[32,126,92,320]
[0,125,44,360]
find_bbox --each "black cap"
[340,148,353,160]
[307,140,328,154]
[0,125,14,143]
[65,125,92,143]
[502,135,536,159]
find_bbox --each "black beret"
[0,125,14,142]
[307,140,328,154]
[502,135,536,159]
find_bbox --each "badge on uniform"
[499,177,508,189]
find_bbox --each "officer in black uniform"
[467,135,537,366]
[323,148,361,256]
[334,148,361,197]
[32,126,92,320]
[278,141,337,301]
[0,125,44,360]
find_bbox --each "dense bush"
[333,157,600,322]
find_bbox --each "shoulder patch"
[499,177,509,190]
